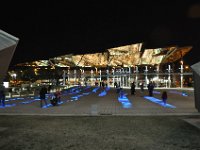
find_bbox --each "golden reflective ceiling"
[16,43,192,67]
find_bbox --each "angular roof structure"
[16,43,192,68]
[0,30,19,83]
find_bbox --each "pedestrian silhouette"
[131,82,136,95]
[0,83,6,107]
[39,86,48,108]
[147,81,154,96]
[161,91,168,105]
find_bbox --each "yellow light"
[34,68,38,75]
[180,60,183,65]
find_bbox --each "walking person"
[114,81,118,88]
[147,81,154,96]
[161,91,168,105]
[102,81,105,89]
[140,82,144,96]
[0,83,6,107]
[39,85,48,108]
[131,82,136,95]
[55,90,61,104]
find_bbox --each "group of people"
[0,84,62,108]
[39,85,61,108]
[147,81,168,105]
[0,83,61,108]
[130,81,168,105]
[95,80,108,89]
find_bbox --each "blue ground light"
[20,99,40,104]
[6,97,25,102]
[71,94,84,100]
[99,90,107,96]
[105,87,110,91]
[2,86,104,108]
[169,90,189,97]
[92,87,100,93]
[3,97,41,107]
[42,103,53,108]
[153,91,161,94]
[57,101,64,105]
[42,101,64,108]
[144,96,176,108]
[182,92,188,96]
[0,104,16,108]
[98,86,110,96]
[82,92,91,95]
[118,95,132,108]
[61,86,92,101]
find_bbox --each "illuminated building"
[13,43,193,88]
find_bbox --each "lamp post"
[67,69,70,86]
[121,68,124,88]
[129,66,131,87]
[63,70,66,86]
[95,67,98,82]
[99,70,102,82]
[106,69,109,86]
[156,65,159,88]
[144,66,148,88]
[168,64,171,88]
[120,68,123,88]
[82,68,85,82]
[80,68,83,84]
[112,68,115,87]
[135,66,139,88]
[126,68,128,87]
[74,69,77,85]
[180,61,184,88]
[91,69,94,86]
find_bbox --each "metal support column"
[180,63,183,88]
[168,65,171,88]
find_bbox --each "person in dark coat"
[131,82,136,95]
[0,84,6,107]
[161,91,168,105]
[114,81,118,88]
[140,82,144,96]
[39,86,48,107]
[102,81,105,89]
[147,81,154,96]
[53,90,61,105]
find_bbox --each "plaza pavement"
[0,86,199,116]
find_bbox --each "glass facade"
[10,43,193,89]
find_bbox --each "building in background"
[10,43,193,88]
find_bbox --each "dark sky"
[1,0,200,66]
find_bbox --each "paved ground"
[0,86,198,116]
[0,86,200,150]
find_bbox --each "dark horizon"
[1,0,200,66]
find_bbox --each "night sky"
[1,0,200,66]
